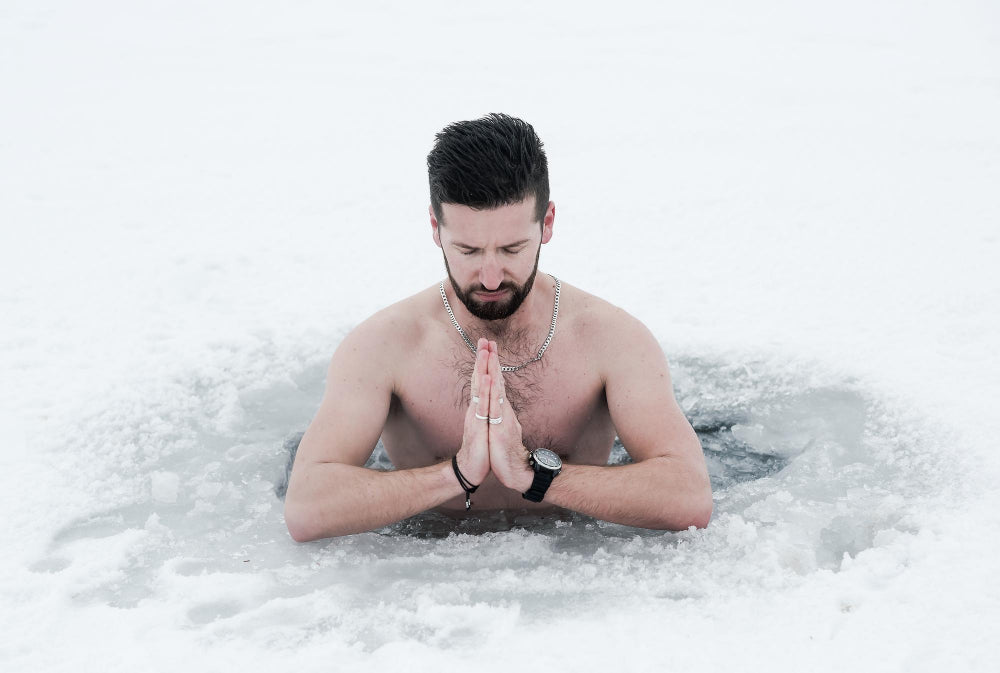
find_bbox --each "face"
[432,197,554,321]
[443,244,539,320]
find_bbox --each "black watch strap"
[522,469,555,503]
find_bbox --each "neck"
[448,272,554,343]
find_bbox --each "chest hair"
[448,329,548,416]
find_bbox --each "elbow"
[688,495,713,529]
[663,500,711,532]
[286,522,316,544]
[654,457,713,531]
[661,496,712,531]
[687,477,714,529]
[663,468,713,531]
[683,454,714,529]
[283,462,358,541]
[284,498,324,543]
[284,507,312,543]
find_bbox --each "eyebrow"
[453,238,532,250]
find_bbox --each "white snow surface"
[2,1,999,671]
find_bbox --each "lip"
[476,289,509,301]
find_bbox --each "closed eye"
[453,241,529,255]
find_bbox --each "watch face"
[533,448,562,471]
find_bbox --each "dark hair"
[427,113,549,226]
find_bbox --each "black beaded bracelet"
[452,455,479,510]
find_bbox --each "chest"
[384,333,612,466]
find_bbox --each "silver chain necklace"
[439,274,561,373]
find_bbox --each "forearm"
[543,457,713,530]
[284,460,463,541]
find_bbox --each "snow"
[2,1,999,670]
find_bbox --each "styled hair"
[427,113,549,226]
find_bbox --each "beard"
[443,245,541,321]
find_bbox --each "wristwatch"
[522,448,563,502]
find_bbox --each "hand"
[485,341,534,493]
[454,338,492,486]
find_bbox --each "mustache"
[470,282,516,294]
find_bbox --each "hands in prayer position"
[454,338,534,492]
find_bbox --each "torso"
[380,276,617,512]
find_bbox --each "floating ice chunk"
[150,471,180,503]
[730,423,769,449]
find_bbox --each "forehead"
[439,198,538,244]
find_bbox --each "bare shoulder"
[556,280,661,377]
[330,285,441,382]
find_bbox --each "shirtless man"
[284,114,712,541]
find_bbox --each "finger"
[470,347,487,404]
[483,340,493,379]
[488,349,505,418]
[489,347,504,388]
[477,374,491,421]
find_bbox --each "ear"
[541,201,555,244]
[430,205,442,248]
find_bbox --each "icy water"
[30,346,943,648]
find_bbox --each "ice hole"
[37,347,944,639]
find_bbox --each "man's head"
[427,113,549,228]
[427,114,554,322]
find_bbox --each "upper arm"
[602,311,704,469]
[291,315,398,471]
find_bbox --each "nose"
[479,253,503,290]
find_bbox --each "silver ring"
[475,413,489,421]
[471,396,480,405]
[488,416,503,425]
